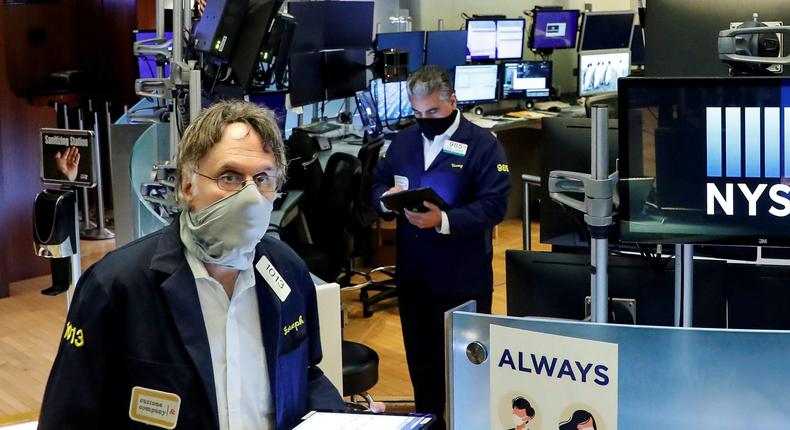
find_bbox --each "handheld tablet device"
[380,187,448,213]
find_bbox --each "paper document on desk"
[468,118,502,129]
[505,110,554,120]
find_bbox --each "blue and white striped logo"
[706,106,790,218]
[706,107,790,178]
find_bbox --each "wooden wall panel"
[0,0,137,298]
[0,3,54,297]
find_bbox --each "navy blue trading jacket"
[371,114,511,297]
[38,218,344,429]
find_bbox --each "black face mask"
[416,110,458,141]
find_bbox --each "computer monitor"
[578,50,630,96]
[539,117,618,248]
[289,48,367,106]
[289,1,374,53]
[227,0,284,89]
[248,91,287,132]
[466,18,525,61]
[579,11,635,51]
[495,19,526,60]
[505,250,727,328]
[618,76,790,246]
[134,30,172,79]
[288,51,324,107]
[454,64,499,104]
[369,78,414,123]
[500,61,552,100]
[529,9,580,50]
[425,30,468,73]
[324,48,367,101]
[355,90,383,136]
[466,19,497,60]
[375,31,425,73]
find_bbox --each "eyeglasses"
[195,171,278,194]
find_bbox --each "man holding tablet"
[371,65,511,429]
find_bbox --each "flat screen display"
[495,19,526,60]
[370,78,414,122]
[288,51,325,106]
[578,50,630,96]
[454,64,499,104]
[618,77,790,246]
[579,11,635,51]
[466,19,497,60]
[289,1,374,53]
[501,61,552,99]
[355,89,383,135]
[248,91,287,132]
[529,9,580,50]
[466,19,525,60]
[324,48,367,100]
[376,31,425,73]
[425,30,468,72]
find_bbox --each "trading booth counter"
[447,304,790,429]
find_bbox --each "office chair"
[284,131,323,230]
[349,136,399,318]
[292,152,362,282]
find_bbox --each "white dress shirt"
[185,249,274,430]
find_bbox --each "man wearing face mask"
[371,65,511,429]
[38,101,344,430]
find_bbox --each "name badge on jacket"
[442,140,468,157]
[257,256,291,302]
[394,175,409,190]
[128,386,181,429]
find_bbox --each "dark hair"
[558,410,596,430]
[511,397,535,418]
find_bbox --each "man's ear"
[450,93,458,110]
[180,173,195,209]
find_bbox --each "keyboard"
[295,122,342,135]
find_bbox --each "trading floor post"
[591,104,610,323]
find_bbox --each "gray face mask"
[179,184,273,269]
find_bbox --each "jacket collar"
[151,219,220,430]
[252,242,285,427]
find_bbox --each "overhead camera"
[718,13,790,76]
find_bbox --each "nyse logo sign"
[706,106,790,216]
